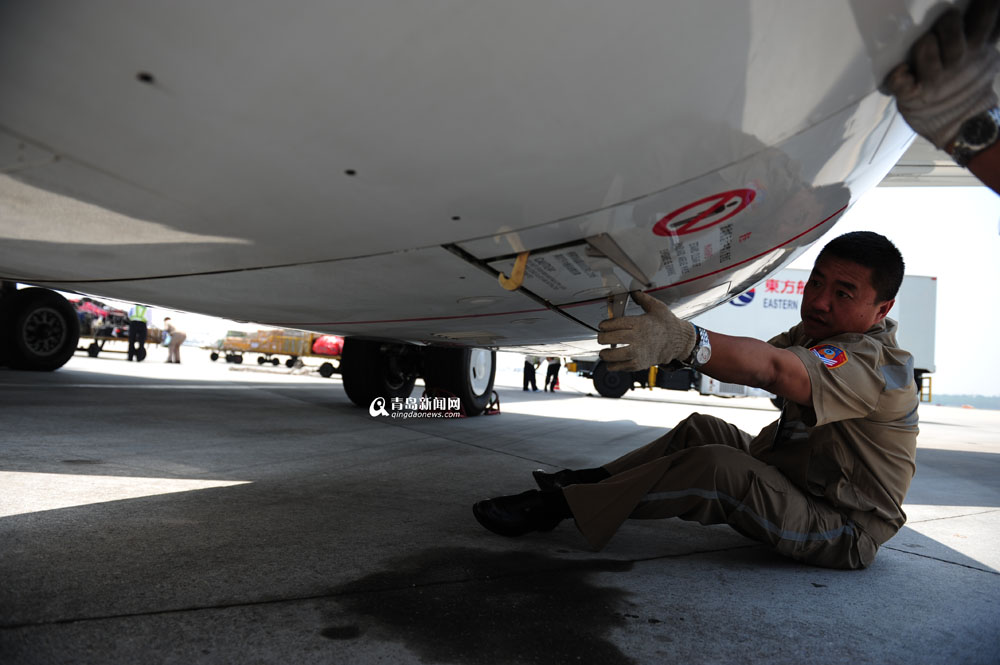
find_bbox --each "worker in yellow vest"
[127,304,149,362]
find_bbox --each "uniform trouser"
[562,413,878,569]
[545,365,560,390]
[127,321,147,360]
[167,332,187,362]
[523,363,537,390]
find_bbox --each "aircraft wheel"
[592,361,631,398]
[285,357,297,368]
[210,352,219,361]
[319,362,335,378]
[0,291,17,367]
[271,357,280,366]
[3,288,80,371]
[234,354,243,364]
[341,338,417,409]
[422,347,496,416]
[87,343,101,357]
[257,356,266,365]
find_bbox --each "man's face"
[800,256,894,341]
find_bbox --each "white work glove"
[884,0,1000,149]
[597,291,696,372]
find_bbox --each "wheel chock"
[484,390,501,415]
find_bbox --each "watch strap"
[686,324,711,368]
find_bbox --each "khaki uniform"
[164,322,187,363]
[563,319,918,569]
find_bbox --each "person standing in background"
[523,355,540,391]
[544,357,561,392]
[163,317,187,364]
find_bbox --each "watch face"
[695,346,711,364]
[962,115,998,148]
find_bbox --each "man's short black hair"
[816,231,904,302]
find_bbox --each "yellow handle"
[498,251,530,291]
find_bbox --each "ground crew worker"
[473,232,917,570]
[523,355,540,391]
[127,303,149,362]
[544,356,561,392]
[162,317,187,364]
[885,0,1000,193]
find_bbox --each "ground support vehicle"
[69,295,162,361]
[79,328,163,361]
[209,329,343,376]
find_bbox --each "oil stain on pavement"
[322,547,638,664]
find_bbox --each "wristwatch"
[947,107,1000,166]
[685,324,712,368]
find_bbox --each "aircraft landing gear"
[340,338,419,409]
[0,285,80,371]
[592,361,632,398]
[339,339,497,417]
[421,347,496,416]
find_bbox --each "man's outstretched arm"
[694,330,811,406]
[597,291,812,406]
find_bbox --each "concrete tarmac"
[1,349,998,664]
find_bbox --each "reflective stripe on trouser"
[562,413,877,569]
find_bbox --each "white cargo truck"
[574,268,937,401]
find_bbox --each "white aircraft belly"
[0,1,945,345]
[43,246,599,347]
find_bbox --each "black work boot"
[472,490,570,537]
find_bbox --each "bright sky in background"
[789,185,1000,397]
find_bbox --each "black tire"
[341,338,417,409]
[257,356,266,365]
[271,357,279,366]
[3,288,81,371]
[592,361,631,398]
[422,347,496,416]
[319,362,335,378]
[0,293,17,366]
[234,354,243,364]
[210,352,219,361]
[285,357,296,368]
[87,342,101,357]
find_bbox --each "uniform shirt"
[753,318,919,542]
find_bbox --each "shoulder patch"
[810,344,848,369]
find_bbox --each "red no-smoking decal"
[652,188,756,237]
